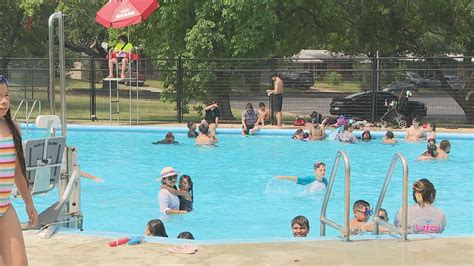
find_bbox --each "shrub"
[326,71,343,86]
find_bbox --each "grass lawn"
[315,81,362,92]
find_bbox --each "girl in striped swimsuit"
[0,75,38,265]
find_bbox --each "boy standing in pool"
[276,162,327,192]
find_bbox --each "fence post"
[269,58,276,125]
[370,51,380,123]
[1,57,7,77]
[176,57,184,123]
[90,57,97,121]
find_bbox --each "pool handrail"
[13,98,29,121]
[372,153,409,241]
[320,150,351,241]
[48,12,66,137]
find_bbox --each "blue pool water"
[13,126,474,240]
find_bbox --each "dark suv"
[279,71,314,89]
[329,91,427,121]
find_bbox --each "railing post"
[176,57,184,123]
[373,153,409,241]
[320,151,351,241]
[268,58,276,125]
[90,57,97,121]
[370,51,379,123]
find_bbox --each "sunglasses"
[378,215,387,221]
[166,175,177,181]
[0,74,9,84]
[356,209,373,216]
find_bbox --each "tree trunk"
[213,72,235,121]
[247,72,261,92]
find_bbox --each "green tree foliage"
[136,0,277,119]
[2,0,472,121]
[1,1,107,58]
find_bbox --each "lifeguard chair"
[105,47,145,86]
[103,46,144,124]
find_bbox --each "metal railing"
[48,12,66,136]
[320,150,351,241]
[26,99,42,128]
[13,98,28,120]
[372,153,409,241]
[13,98,42,130]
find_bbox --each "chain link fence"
[1,55,472,126]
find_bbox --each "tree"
[135,0,277,120]
[274,0,473,122]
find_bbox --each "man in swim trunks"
[276,162,327,192]
[266,73,283,128]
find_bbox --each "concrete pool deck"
[23,232,473,265]
[70,120,474,134]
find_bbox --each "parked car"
[443,75,464,91]
[382,80,418,94]
[279,71,314,89]
[329,91,427,121]
[405,71,441,88]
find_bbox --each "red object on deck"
[96,0,159,29]
[108,237,130,247]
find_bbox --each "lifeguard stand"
[103,48,142,125]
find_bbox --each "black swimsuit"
[179,196,193,212]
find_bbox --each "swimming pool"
[14,125,474,241]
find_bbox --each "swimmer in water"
[276,162,327,192]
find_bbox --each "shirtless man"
[405,118,426,142]
[266,73,284,128]
[195,124,218,145]
[308,118,326,140]
[418,139,450,160]
[436,140,451,159]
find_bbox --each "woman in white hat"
[158,167,188,214]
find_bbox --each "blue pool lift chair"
[22,115,83,233]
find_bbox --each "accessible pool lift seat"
[23,115,83,232]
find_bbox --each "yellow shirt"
[114,42,133,53]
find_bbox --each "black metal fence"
[1,55,473,126]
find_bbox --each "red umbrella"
[96,0,159,29]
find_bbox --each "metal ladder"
[104,78,121,124]
[372,153,409,241]
[106,48,141,125]
[320,150,351,241]
[13,98,42,130]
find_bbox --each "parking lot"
[230,93,466,122]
